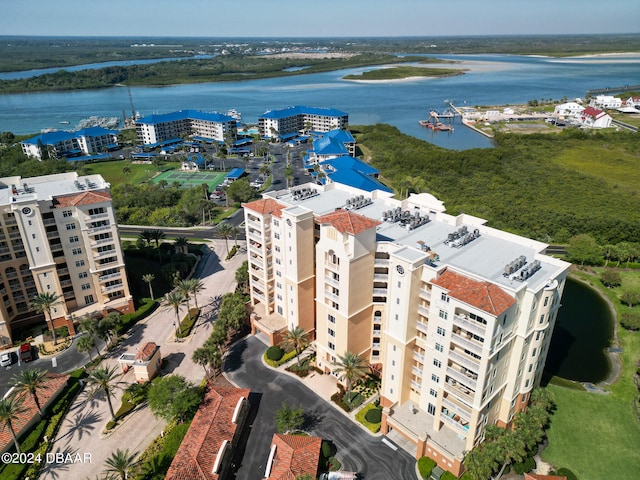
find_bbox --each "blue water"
[1,53,638,150]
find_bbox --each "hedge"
[176,308,200,338]
[136,420,192,479]
[264,348,297,367]
[418,456,437,479]
[266,346,284,361]
[355,403,382,433]
[120,298,159,332]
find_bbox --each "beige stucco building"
[0,173,134,347]
[243,181,569,476]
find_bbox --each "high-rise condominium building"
[0,173,134,347]
[243,181,569,476]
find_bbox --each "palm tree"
[235,261,249,293]
[332,351,369,406]
[176,280,194,323]
[137,230,153,247]
[173,237,189,255]
[0,395,28,453]
[30,292,62,345]
[103,448,140,480]
[165,291,185,335]
[77,335,96,361]
[192,343,222,379]
[142,273,155,300]
[122,165,131,175]
[158,179,168,189]
[12,368,48,417]
[217,223,234,257]
[87,365,120,423]
[187,278,205,309]
[149,229,165,249]
[280,326,308,366]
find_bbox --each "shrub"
[120,298,159,332]
[266,346,284,361]
[355,404,382,433]
[512,455,536,475]
[343,391,364,410]
[226,244,239,260]
[621,312,640,331]
[418,456,437,479]
[556,467,578,480]
[620,290,640,307]
[177,308,200,338]
[600,270,621,287]
[364,407,382,424]
[321,440,337,458]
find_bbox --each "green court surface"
[151,170,227,190]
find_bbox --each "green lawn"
[542,268,640,479]
[543,385,640,479]
[80,160,180,185]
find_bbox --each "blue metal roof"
[312,135,348,156]
[324,129,355,143]
[75,126,118,137]
[226,168,245,180]
[319,156,380,176]
[327,169,392,193]
[136,110,235,125]
[66,153,112,162]
[260,105,347,120]
[22,131,76,145]
[232,138,253,146]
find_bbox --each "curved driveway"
[224,335,416,480]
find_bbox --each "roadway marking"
[51,357,57,368]
[381,437,398,451]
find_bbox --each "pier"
[447,102,494,138]
[586,84,640,96]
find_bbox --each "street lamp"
[173,321,179,339]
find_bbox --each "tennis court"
[151,170,227,190]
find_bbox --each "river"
[1,53,638,150]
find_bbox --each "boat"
[60,121,70,125]
[418,120,454,131]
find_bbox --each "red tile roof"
[243,198,285,217]
[582,106,605,118]
[0,373,69,452]
[266,434,322,480]
[135,342,158,361]
[431,269,515,316]
[316,208,381,235]
[165,385,250,480]
[53,190,111,208]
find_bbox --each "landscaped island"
[343,65,464,81]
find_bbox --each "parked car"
[19,343,33,362]
[0,351,12,367]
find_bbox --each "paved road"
[224,335,416,480]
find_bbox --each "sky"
[1,0,638,37]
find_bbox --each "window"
[544,296,549,307]
[277,306,283,315]
[433,359,442,368]
[65,223,76,231]
[277,294,282,301]
[431,374,439,383]
[439,310,448,320]
[435,343,443,352]
[528,364,533,373]
[84,294,94,304]
[328,328,335,337]
[78,272,88,279]
[69,235,79,243]
[75,260,85,267]
[532,348,537,357]
[328,342,335,351]
[62,210,72,217]
[328,314,335,324]
[428,403,436,415]
[437,326,446,336]
[441,292,449,303]
[81,283,91,290]
[429,388,438,397]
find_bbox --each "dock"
[586,84,640,96]
[447,102,494,138]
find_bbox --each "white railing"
[374,258,389,266]
[440,412,470,436]
[449,350,481,371]
[454,314,487,337]
[102,284,124,293]
[373,273,388,281]
[451,332,483,356]
[91,237,114,247]
[446,366,477,390]
[418,304,430,318]
[372,287,387,296]
[87,225,111,234]
[325,291,339,303]
[324,275,339,288]
[416,321,429,334]
[442,396,472,418]
[413,351,425,363]
[99,272,121,283]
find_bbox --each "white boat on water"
[76,116,120,129]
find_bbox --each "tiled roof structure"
[432,269,516,316]
[316,208,381,235]
[243,198,286,217]
[53,190,111,208]
[266,434,321,480]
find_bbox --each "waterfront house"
[580,107,613,128]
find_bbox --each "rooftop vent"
[444,226,480,248]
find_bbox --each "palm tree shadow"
[56,408,103,445]
[38,445,80,480]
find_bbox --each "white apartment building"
[21,127,119,160]
[135,110,237,145]
[0,173,134,347]
[243,182,569,476]
[258,106,348,141]
[589,95,622,109]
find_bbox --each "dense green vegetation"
[343,65,463,80]
[0,53,426,94]
[356,124,640,244]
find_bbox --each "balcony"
[419,288,431,300]
[10,284,22,292]
[248,243,263,255]
[440,411,470,436]
[451,331,483,357]
[442,395,472,419]
[372,287,387,296]
[418,304,430,318]
[43,218,56,226]
[413,351,425,363]
[5,272,18,279]
[91,237,115,247]
[446,366,478,390]
[87,224,111,234]
[46,231,60,239]
[324,275,339,288]
[454,314,487,337]
[9,231,21,239]
[374,257,389,266]
[0,247,9,254]
[86,212,109,221]
[324,291,339,303]
[95,249,117,259]
[56,268,69,275]
[412,366,423,377]
[252,277,266,291]
[60,279,73,287]
[444,377,476,403]
[102,284,124,294]
[449,350,481,371]
[248,230,263,243]
[98,272,121,283]
[373,273,388,282]
[373,315,382,324]
[63,291,75,299]
[416,321,429,334]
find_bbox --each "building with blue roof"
[135,110,237,145]
[258,106,348,141]
[21,127,119,160]
[317,156,392,193]
[304,129,356,167]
